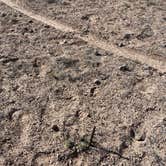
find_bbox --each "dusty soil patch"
[14,0,166,58]
[0,1,166,166]
[2,0,166,73]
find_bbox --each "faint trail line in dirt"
[1,0,166,73]
[80,35,166,73]
[0,0,75,33]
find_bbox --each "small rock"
[119,64,133,72]
[44,25,50,29]
[28,20,33,24]
[123,33,133,40]
[95,50,106,56]
[118,42,126,47]
[52,125,60,132]
[136,132,146,141]
[94,79,101,85]
[1,13,6,17]
[129,128,135,138]
[90,87,96,97]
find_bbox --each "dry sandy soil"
[15,0,166,58]
[0,0,166,166]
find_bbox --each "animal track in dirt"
[1,0,166,73]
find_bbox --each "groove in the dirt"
[1,0,166,73]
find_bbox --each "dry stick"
[89,126,96,146]
[88,127,129,160]
[88,127,129,161]
[59,126,129,162]
[91,143,130,160]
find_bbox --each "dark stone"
[118,42,126,47]
[52,125,60,132]
[123,33,133,40]
[119,64,132,72]
[95,50,106,56]
[129,128,135,138]
[90,87,96,97]
[137,132,146,142]
[2,57,19,64]
[81,15,90,20]
[28,20,33,24]
[94,79,101,85]
[1,13,6,17]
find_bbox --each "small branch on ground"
[58,126,129,163]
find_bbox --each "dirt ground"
[15,0,166,58]
[0,1,166,166]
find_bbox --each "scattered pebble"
[118,42,126,47]
[52,124,60,132]
[90,87,96,97]
[123,33,133,40]
[119,64,133,72]
[136,132,146,142]
[94,79,101,85]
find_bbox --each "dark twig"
[91,143,129,160]
[89,126,96,146]
[59,126,129,163]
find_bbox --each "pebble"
[52,124,60,132]
[94,79,101,85]
[119,64,133,72]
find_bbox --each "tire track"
[1,0,166,73]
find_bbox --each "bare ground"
[0,1,166,166]
[1,0,166,73]
[14,0,166,58]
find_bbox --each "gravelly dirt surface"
[15,0,166,58]
[0,1,166,166]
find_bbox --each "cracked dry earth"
[0,1,166,166]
